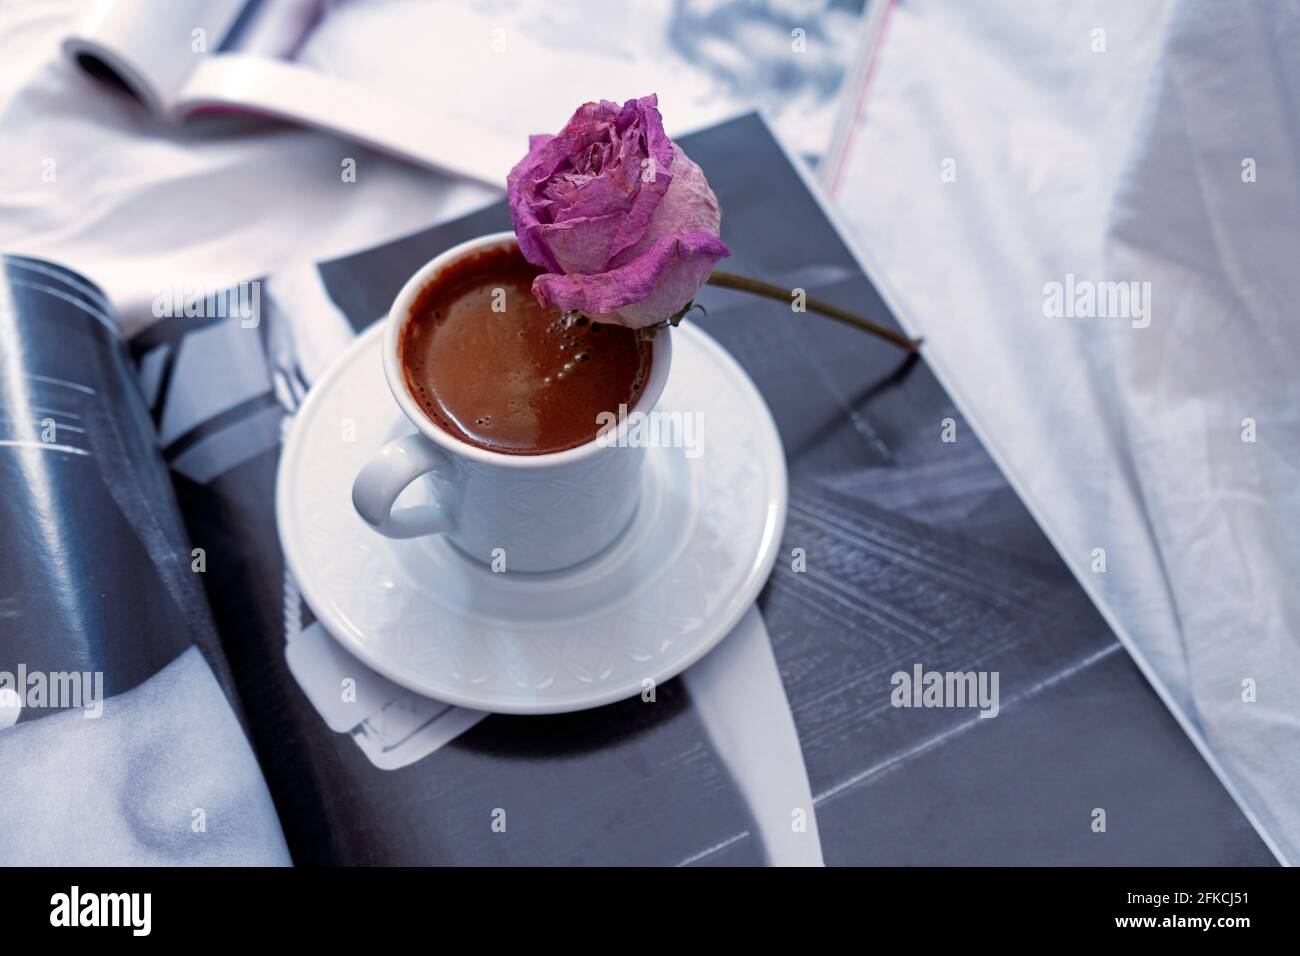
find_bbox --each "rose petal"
[508,101,623,272]
[606,95,675,262]
[609,145,721,269]
[547,172,635,224]
[528,213,624,275]
[532,232,731,329]
[507,138,562,272]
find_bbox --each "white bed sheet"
[827,0,1299,864]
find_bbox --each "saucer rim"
[276,319,787,715]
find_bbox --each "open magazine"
[0,115,1272,865]
[61,0,515,186]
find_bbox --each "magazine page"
[0,255,289,865]
[61,0,517,186]
[61,0,246,115]
[129,114,1273,865]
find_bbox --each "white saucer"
[276,320,787,714]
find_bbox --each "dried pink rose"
[507,94,730,329]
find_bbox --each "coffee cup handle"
[352,433,460,539]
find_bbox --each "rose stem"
[705,270,922,353]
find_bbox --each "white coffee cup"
[351,232,673,572]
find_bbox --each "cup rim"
[383,231,673,470]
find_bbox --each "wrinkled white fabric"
[0,0,494,336]
[828,0,1299,863]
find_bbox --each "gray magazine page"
[0,255,289,865]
